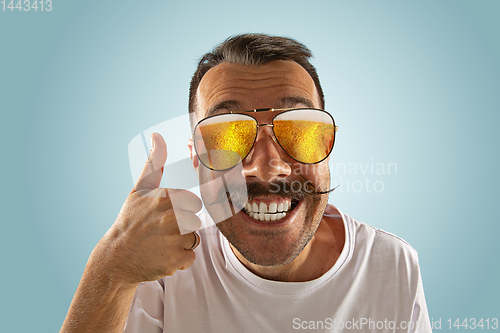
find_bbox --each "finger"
[168,189,203,213]
[178,250,196,270]
[168,210,201,235]
[134,133,167,192]
[182,232,200,251]
[168,189,203,235]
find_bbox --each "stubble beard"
[198,163,331,267]
[216,194,327,266]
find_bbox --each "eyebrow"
[280,96,316,109]
[206,100,242,117]
[205,96,316,117]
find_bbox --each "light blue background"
[1,0,499,331]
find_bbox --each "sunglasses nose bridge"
[255,123,280,147]
[243,124,292,181]
[246,123,290,169]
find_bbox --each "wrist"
[61,257,139,333]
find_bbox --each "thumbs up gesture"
[60,133,203,333]
[97,132,203,283]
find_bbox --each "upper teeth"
[244,200,291,221]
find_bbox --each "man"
[60,34,431,332]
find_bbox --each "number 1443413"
[1,0,52,11]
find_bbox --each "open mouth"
[242,198,300,221]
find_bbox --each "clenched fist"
[96,132,203,283]
[60,133,203,333]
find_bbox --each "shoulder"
[324,204,418,259]
[353,217,418,259]
[330,209,429,321]
[335,208,421,280]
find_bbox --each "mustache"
[207,178,336,210]
[247,179,333,200]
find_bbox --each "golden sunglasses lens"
[193,109,335,171]
[194,114,258,171]
[273,109,335,164]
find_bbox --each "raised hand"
[60,133,202,333]
[99,132,203,283]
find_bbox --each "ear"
[187,138,199,169]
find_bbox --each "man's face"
[191,60,331,266]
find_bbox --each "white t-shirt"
[124,207,432,332]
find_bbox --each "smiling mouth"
[242,198,300,221]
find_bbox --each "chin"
[214,194,327,266]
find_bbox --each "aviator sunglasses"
[192,108,338,171]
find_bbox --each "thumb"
[134,132,167,191]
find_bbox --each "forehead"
[195,60,320,121]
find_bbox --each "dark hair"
[188,33,325,126]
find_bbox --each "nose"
[242,126,292,181]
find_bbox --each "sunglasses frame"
[192,108,338,171]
